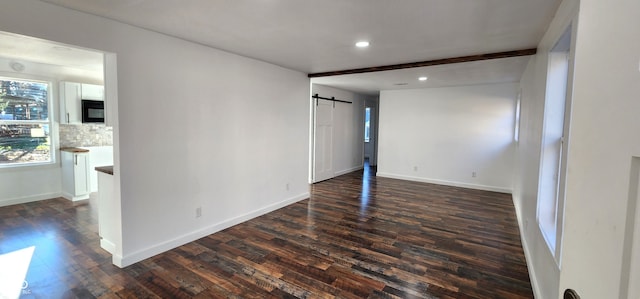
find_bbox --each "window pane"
[0,124,51,164]
[537,28,572,258]
[364,107,370,142]
[0,79,49,121]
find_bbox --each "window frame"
[536,23,574,268]
[514,91,521,142]
[364,107,371,143]
[0,76,55,168]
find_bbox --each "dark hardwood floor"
[0,164,532,298]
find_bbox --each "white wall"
[311,84,365,178]
[0,0,310,267]
[512,1,578,296]
[558,0,640,297]
[515,54,561,299]
[377,83,518,193]
[514,0,640,297]
[0,56,103,206]
[0,164,61,206]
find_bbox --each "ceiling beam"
[307,48,537,78]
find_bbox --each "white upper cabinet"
[81,83,104,101]
[60,81,82,124]
[59,81,104,124]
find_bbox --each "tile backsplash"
[59,124,113,148]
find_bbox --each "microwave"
[81,100,105,123]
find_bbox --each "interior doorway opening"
[309,83,379,183]
[364,99,379,167]
[0,30,122,265]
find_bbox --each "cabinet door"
[60,82,82,124]
[81,84,104,101]
[74,153,91,195]
[61,151,75,193]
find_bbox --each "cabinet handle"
[67,113,70,123]
[74,155,78,165]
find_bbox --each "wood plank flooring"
[0,165,532,298]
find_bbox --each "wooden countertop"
[95,166,114,175]
[60,147,90,153]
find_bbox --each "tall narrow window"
[514,92,521,142]
[538,26,572,262]
[364,107,371,143]
[0,78,53,166]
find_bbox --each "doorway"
[364,105,378,166]
[0,31,116,205]
[310,84,373,183]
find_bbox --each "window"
[537,25,572,263]
[514,91,521,142]
[0,78,52,166]
[364,107,371,142]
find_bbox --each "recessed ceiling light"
[418,76,428,81]
[355,41,370,48]
[10,62,25,72]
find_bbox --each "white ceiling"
[0,31,103,73]
[2,0,560,94]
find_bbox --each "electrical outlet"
[472,172,477,178]
[286,183,290,191]
[413,166,418,171]
[196,207,202,218]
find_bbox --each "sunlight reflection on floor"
[0,246,35,299]
[359,159,371,218]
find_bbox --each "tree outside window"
[0,78,52,166]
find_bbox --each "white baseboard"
[511,196,541,299]
[519,222,541,298]
[61,192,90,202]
[112,253,124,268]
[116,192,310,268]
[100,239,116,254]
[100,239,126,268]
[0,192,61,207]
[376,172,512,194]
[334,165,364,176]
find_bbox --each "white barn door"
[313,99,334,182]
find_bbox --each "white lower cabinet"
[61,150,91,201]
